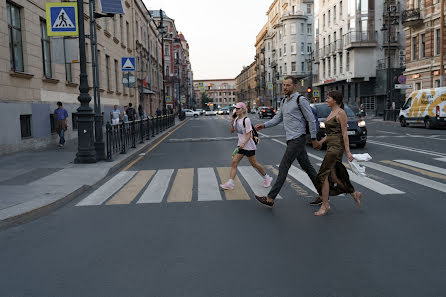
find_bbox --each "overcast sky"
[144,0,272,80]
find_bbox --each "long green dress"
[315,116,355,196]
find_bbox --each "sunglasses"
[235,107,241,110]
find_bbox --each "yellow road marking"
[381,160,446,181]
[106,170,155,205]
[121,119,189,172]
[167,168,194,202]
[216,167,250,200]
[266,165,312,198]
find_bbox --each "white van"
[399,87,446,129]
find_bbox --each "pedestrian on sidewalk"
[220,102,272,190]
[53,101,69,148]
[110,105,122,124]
[254,76,321,207]
[156,108,162,117]
[123,106,129,122]
[126,103,136,121]
[312,90,362,216]
[138,104,147,120]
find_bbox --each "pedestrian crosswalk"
[76,158,446,207]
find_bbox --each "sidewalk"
[0,118,184,230]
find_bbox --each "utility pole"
[440,0,445,87]
[74,0,96,163]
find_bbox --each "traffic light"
[208,83,211,90]
[307,88,312,93]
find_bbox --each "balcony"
[402,8,422,27]
[335,39,343,53]
[343,31,377,50]
[376,58,405,71]
[382,31,400,47]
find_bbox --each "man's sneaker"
[255,195,275,208]
[220,181,234,190]
[263,175,273,187]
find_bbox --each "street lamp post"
[381,4,399,120]
[74,0,96,163]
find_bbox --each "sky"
[144,0,273,80]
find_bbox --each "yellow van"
[399,87,446,129]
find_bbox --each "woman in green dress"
[314,90,362,216]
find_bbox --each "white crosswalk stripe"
[288,165,318,194]
[238,166,282,199]
[435,157,446,163]
[137,169,174,204]
[364,162,446,194]
[76,171,137,206]
[197,168,222,201]
[394,160,446,175]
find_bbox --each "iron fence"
[105,114,175,161]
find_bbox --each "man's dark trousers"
[268,135,317,199]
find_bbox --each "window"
[284,63,287,74]
[415,82,421,90]
[307,24,312,34]
[40,19,52,78]
[105,55,111,91]
[328,10,331,26]
[279,48,282,57]
[166,65,169,76]
[291,43,296,54]
[333,56,337,75]
[412,36,418,60]
[114,59,119,93]
[328,57,331,76]
[435,79,441,87]
[135,20,139,41]
[362,96,376,110]
[7,1,24,72]
[307,44,312,54]
[307,4,312,14]
[301,62,305,72]
[291,24,296,34]
[268,57,271,65]
[323,60,326,77]
[164,44,170,56]
[120,15,124,41]
[280,66,282,75]
[126,21,130,46]
[346,52,350,71]
[291,62,296,72]
[339,53,343,73]
[300,23,304,34]
[72,113,79,130]
[340,1,343,17]
[301,42,305,53]
[104,18,109,32]
[323,14,325,29]
[20,115,32,138]
[112,16,116,36]
[421,34,425,58]
[284,44,286,55]
[64,39,72,82]
[284,24,287,36]
[334,6,336,22]
[97,50,101,88]
[436,29,441,55]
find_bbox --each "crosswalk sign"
[121,57,136,71]
[46,3,78,37]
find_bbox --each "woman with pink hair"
[220,102,273,190]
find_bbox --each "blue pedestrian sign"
[45,2,78,37]
[121,57,136,71]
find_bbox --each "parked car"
[221,107,231,115]
[250,108,257,114]
[205,109,217,116]
[217,109,224,115]
[195,109,204,115]
[399,87,446,129]
[259,107,276,118]
[310,103,367,148]
[183,109,200,118]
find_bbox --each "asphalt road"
[1,114,446,297]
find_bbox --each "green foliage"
[201,93,211,109]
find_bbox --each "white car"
[183,109,200,118]
[195,109,204,115]
[205,110,217,116]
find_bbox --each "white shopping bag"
[352,153,372,162]
[348,159,367,177]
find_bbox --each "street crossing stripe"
[367,140,446,158]
[238,166,282,199]
[435,157,446,163]
[393,160,446,175]
[167,169,194,202]
[137,169,174,203]
[216,167,250,200]
[381,160,446,181]
[364,162,446,194]
[343,163,405,195]
[287,165,318,194]
[76,171,137,206]
[198,168,222,201]
[107,170,155,205]
[266,165,312,197]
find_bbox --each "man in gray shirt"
[254,76,321,207]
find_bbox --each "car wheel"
[357,143,366,148]
[400,117,407,127]
[194,114,198,118]
[425,118,433,129]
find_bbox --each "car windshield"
[315,104,356,118]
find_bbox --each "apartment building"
[403,0,446,91]
[193,79,236,109]
[315,0,406,113]
[235,61,258,109]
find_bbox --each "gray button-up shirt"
[264,92,317,140]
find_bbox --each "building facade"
[193,79,236,109]
[314,0,406,114]
[403,0,446,92]
[1,0,190,155]
[235,61,258,109]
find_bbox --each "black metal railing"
[344,30,376,45]
[402,8,421,24]
[105,114,175,161]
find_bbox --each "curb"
[0,119,187,231]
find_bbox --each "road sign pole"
[74,0,96,163]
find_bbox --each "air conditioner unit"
[399,50,406,56]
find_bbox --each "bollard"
[131,121,136,148]
[140,120,144,144]
[120,122,126,154]
[151,117,155,137]
[106,122,112,161]
[146,119,150,140]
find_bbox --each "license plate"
[347,130,356,135]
